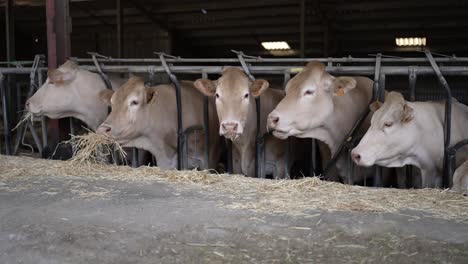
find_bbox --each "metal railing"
[1,51,467,188]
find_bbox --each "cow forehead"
[113,78,145,104]
[286,71,317,94]
[218,68,250,95]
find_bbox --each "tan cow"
[351,92,468,188]
[452,160,468,194]
[267,61,375,183]
[193,67,291,178]
[26,60,125,130]
[97,77,222,170]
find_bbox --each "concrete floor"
[1,174,467,264]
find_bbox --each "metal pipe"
[424,50,453,188]
[233,50,265,178]
[75,65,468,76]
[27,120,43,153]
[158,53,184,170]
[202,71,210,170]
[70,57,468,64]
[299,0,305,58]
[0,73,11,155]
[283,71,291,178]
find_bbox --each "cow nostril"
[352,153,361,163]
[105,126,111,133]
[25,101,30,109]
[272,116,279,124]
[233,123,238,131]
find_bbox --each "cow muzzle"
[97,123,112,135]
[220,122,241,140]
[351,149,374,167]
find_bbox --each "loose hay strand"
[64,129,127,165]
[11,111,33,131]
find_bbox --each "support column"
[46,0,71,147]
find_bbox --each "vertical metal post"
[5,0,16,128]
[372,54,383,187]
[406,67,417,187]
[283,71,291,178]
[0,73,11,155]
[424,50,453,188]
[38,71,48,148]
[116,0,123,58]
[202,72,210,170]
[158,53,184,170]
[46,0,71,147]
[299,0,305,58]
[131,148,138,168]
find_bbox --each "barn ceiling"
[2,0,468,57]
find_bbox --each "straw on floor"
[1,154,467,222]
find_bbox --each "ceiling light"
[395,37,426,47]
[261,41,291,50]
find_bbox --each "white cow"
[352,92,468,188]
[97,77,222,170]
[26,60,125,130]
[267,61,375,183]
[452,160,468,194]
[193,67,294,178]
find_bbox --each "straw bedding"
[1,153,468,222]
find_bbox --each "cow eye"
[215,93,220,98]
[304,90,314,96]
[384,122,393,128]
[243,93,249,99]
[130,100,139,106]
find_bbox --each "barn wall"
[71,25,171,58]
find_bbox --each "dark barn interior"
[1,0,468,60]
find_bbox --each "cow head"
[351,92,415,167]
[193,67,269,140]
[267,61,357,139]
[26,60,79,119]
[97,77,157,146]
[25,60,109,130]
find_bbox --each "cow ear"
[369,101,383,112]
[146,88,158,104]
[401,103,414,123]
[48,69,76,85]
[99,90,114,105]
[332,77,357,96]
[194,79,217,97]
[250,79,269,98]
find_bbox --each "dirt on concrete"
[0,156,468,263]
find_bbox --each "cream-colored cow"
[352,92,468,188]
[267,61,375,183]
[97,77,222,170]
[26,60,125,130]
[193,67,291,178]
[452,160,468,194]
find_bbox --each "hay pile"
[64,130,127,164]
[1,155,468,222]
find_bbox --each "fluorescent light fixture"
[395,37,426,47]
[261,41,291,50]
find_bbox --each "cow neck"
[72,70,109,131]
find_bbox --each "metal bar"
[424,49,453,188]
[89,53,113,89]
[0,73,11,155]
[202,71,210,170]
[37,71,48,148]
[131,148,138,168]
[75,65,468,76]
[69,57,468,64]
[27,120,43,153]
[372,54,383,187]
[158,53,184,170]
[406,67,417,186]
[283,71,291,178]
[233,50,265,178]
